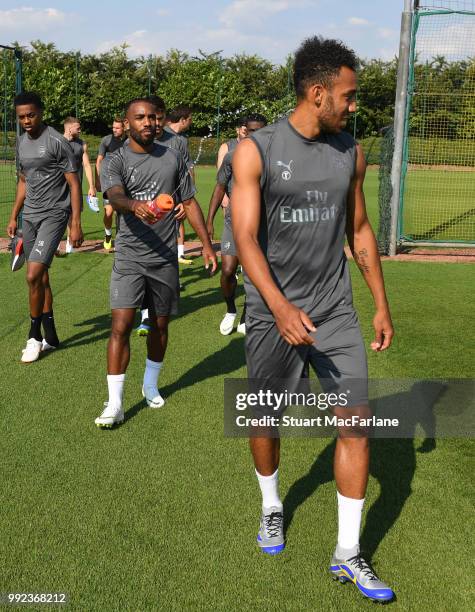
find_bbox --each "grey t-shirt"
[226,138,239,153]
[244,118,357,322]
[100,142,196,264]
[17,125,77,220]
[160,128,193,170]
[98,134,125,157]
[68,137,84,185]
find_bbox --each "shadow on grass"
[283,381,443,560]
[159,336,246,399]
[61,313,112,349]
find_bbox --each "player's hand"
[174,204,186,221]
[69,222,84,248]
[7,217,17,238]
[371,307,394,351]
[206,222,214,241]
[273,301,316,346]
[88,187,97,197]
[202,244,218,275]
[133,201,157,224]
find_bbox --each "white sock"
[141,308,149,322]
[143,358,162,390]
[107,374,125,409]
[255,468,282,510]
[177,244,184,258]
[336,491,364,557]
[105,227,112,236]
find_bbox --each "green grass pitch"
[0,167,473,611]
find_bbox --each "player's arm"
[95,153,104,192]
[7,174,26,237]
[206,182,226,240]
[182,197,217,273]
[232,139,315,346]
[105,185,157,223]
[82,142,96,196]
[216,143,230,208]
[65,172,84,247]
[346,143,394,351]
[216,142,228,169]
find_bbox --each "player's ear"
[124,118,130,131]
[309,83,325,108]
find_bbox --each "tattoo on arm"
[355,248,370,273]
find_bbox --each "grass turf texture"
[0,170,473,611]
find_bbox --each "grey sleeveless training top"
[244,118,357,322]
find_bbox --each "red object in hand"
[147,194,174,223]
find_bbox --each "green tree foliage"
[4,41,475,144]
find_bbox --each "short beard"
[318,96,340,134]
[129,126,155,146]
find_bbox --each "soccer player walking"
[95,98,217,427]
[63,116,96,253]
[232,37,395,602]
[7,92,83,362]
[96,118,125,250]
[206,114,267,336]
[165,105,194,264]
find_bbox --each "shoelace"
[346,555,379,581]
[264,512,283,538]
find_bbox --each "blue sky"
[0,1,405,63]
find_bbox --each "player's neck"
[128,138,153,154]
[27,123,46,140]
[289,104,324,140]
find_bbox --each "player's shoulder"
[327,130,357,153]
[249,120,282,151]
[100,134,112,145]
[152,141,181,162]
[46,126,73,149]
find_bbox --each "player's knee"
[26,267,44,287]
[221,264,237,280]
[110,317,133,339]
[155,318,169,335]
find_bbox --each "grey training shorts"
[110,258,179,316]
[22,210,69,267]
[221,217,237,257]
[245,306,368,413]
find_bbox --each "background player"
[63,116,95,253]
[232,37,395,602]
[166,105,194,264]
[216,116,248,214]
[95,98,217,427]
[7,92,83,362]
[207,114,267,336]
[96,118,125,250]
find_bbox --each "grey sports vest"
[244,118,357,321]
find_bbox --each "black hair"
[167,105,192,123]
[14,91,44,110]
[124,97,156,115]
[147,95,166,112]
[245,113,267,127]
[293,36,358,98]
[235,116,247,128]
